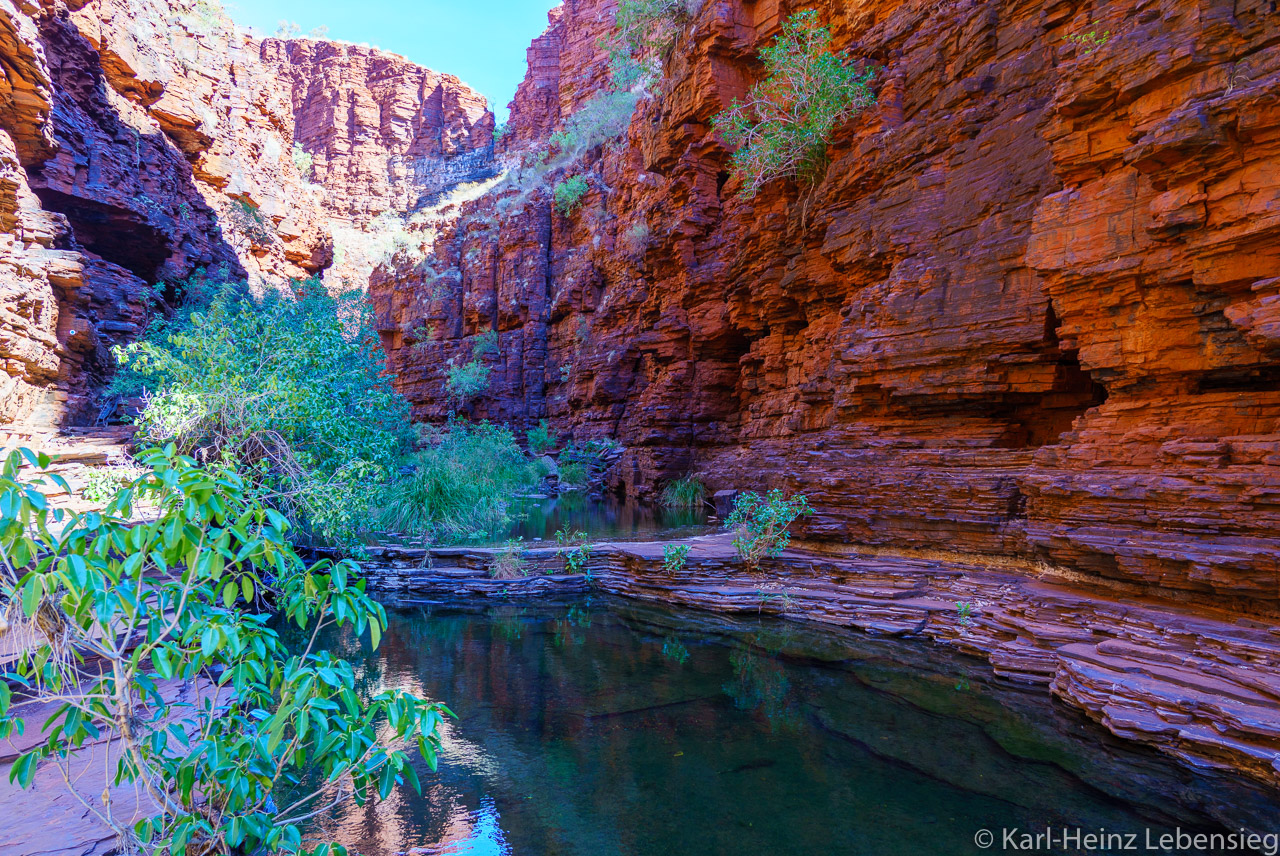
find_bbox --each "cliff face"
[371,0,1280,614]
[0,0,494,432]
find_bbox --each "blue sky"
[226,0,562,123]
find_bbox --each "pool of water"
[502,493,711,543]
[306,598,1278,856]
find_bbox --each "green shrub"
[446,359,491,406]
[410,322,436,350]
[662,635,690,663]
[80,462,143,503]
[607,0,700,85]
[228,198,275,244]
[725,488,813,569]
[554,175,591,215]
[113,277,411,546]
[527,419,556,455]
[556,526,592,574]
[290,142,314,180]
[558,439,619,487]
[663,542,691,573]
[558,460,588,486]
[0,447,448,856]
[1066,29,1109,54]
[548,89,639,159]
[380,421,540,543]
[473,328,500,358]
[712,10,875,196]
[660,474,706,508]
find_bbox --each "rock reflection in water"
[306,597,1278,856]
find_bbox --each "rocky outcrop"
[0,0,494,432]
[261,37,496,288]
[371,0,1280,619]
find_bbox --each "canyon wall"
[371,0,1280,614]
[0,0,493,432]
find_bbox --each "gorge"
[2,0,1280,851]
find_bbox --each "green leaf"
[21,575,43,617]
[9,752,38,788]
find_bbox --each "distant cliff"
[0,0,494,431]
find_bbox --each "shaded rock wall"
[372,0,1280,614]
[0,0,494,432]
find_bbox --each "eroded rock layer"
[0,0,494,431]
[372,0,1280,617]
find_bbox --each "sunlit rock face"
[371,0,1280,614]
[0,0,494,431]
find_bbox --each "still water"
[307,598,1278,855]
[503,493,710,543]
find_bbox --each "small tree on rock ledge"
[713,10,876,197]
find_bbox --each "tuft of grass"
[488,538,528,579]
[380,421,540,543]
[660,474,706,508]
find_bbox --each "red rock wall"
[372,0,1280,613]
[0,0,494,432]
[262,38,495,224]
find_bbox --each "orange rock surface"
[373,0,1280,617]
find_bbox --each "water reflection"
[503,493,709,543]
[308,598,1279,856]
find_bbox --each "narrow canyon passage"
[1,0,1279,853]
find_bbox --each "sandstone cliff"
[371,0,1280,617]
[0,0,494,431]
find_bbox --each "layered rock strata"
[0,0,494,432]
[371,0,1280,620]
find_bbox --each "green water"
[309,598,1278,855]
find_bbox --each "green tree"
[445,359,491,407]
[113,277,412,546]
[0,447,448,856]
[713,10,875,196]
[606,0,700,86]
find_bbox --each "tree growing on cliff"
[606,0,702,86]
[0,447,448,856]
[112,275,412,547]
[713,10,875,197]
[445,359,491,407]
